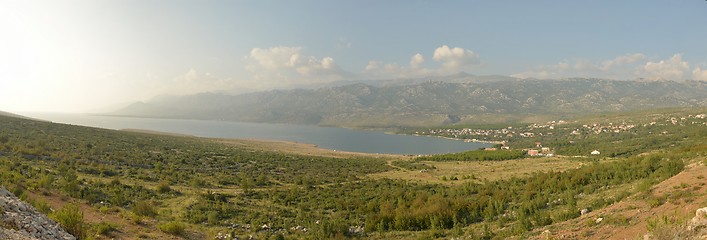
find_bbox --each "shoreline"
[391,132,503,146]
[120,128,407,159]
[215,138,407,159]
[122,128,493,157]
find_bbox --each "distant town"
[413,113,707,156]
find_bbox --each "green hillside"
[0,108,705,239]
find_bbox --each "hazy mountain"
[314,72,517,88]
[113,78,707,127]
[0,111,41,121]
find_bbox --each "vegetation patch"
[417,149,526,161]
[49,203,86,240]
[158,221,186,236]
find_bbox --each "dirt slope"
[532,162,707,240]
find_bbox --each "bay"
[21,112,489,155]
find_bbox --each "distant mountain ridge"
[113,77,707,127]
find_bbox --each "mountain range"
[112,76,707,128]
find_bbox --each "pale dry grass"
[216,138,406,160]
[369,157,586,185]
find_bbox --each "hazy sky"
[2,1,707,113]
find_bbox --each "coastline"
[389,132,503,146]
[120,128,407,159]
[25,112,483,156]
[215,138,407,159]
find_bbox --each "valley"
[0,107,705,239]
[5,2,707,240]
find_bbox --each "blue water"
[21,113,488,155]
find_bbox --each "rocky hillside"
[113,78,707,127]
[530,161,707,239]
[0,187,75,240]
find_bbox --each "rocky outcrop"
[0,187,75,240]
[685,207,707,236]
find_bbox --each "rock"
[595,217,603,224]
[348,225,365,235]
[0,228,36,240]
[688,207,707,231]
[0,186,76,240]
[580,208,590,215]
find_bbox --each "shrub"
[38,175,54,189]
[159,221,186,236]
[646,215,682,239]
[648,196,666,208]
[125,212,143,225]
[109,178,121,186]
[98,206,111,214]
[156,181,172,194]
[131,200,157,218]
[553,209,580,222]
[94,221,118,236]
[50,203,87,239]
[31,199,52,214]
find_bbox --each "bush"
[50,203,87,239]
[648,196,666,208]
[159,221,186,236]
[131,200,157,218]
[94,221,118,236]
[126,212,143,225]
[156,181,172,194]
[31,199,52,214]
[38,175,54,189]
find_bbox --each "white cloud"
[245,46,347,85]
[432,45,480,71]
[600,53,646,71]
[247,46,302,70]
[512,53,693,81]
[363,45,479,79]
[295,56,336,76]
[692,66,707,81]
[410,53,424,69]
[642,54,689,80]
[363,55,437,79]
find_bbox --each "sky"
[1,0,707,113]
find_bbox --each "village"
[416,112,707,157]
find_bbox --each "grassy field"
[370,156,590,185]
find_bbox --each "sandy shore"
[216,138,406,159]
[120,128,405,159]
